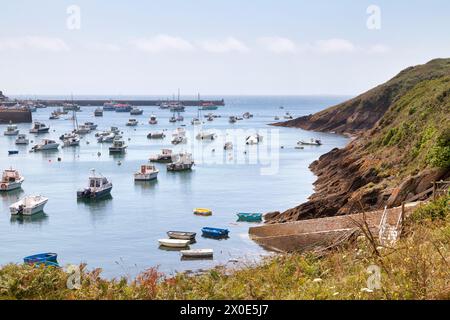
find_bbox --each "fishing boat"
[24,253,58,266]
[298,139,322,146]
[224,142,233,150]
[4,123,19,136]
[134,164,159,181]
[60,132,77,141]
[149,115,158,124]
[150,149,173,163]
[158,239,190,248]
[94,108,103,117]
[32,139,59,151]
[147,132,166,139]
[245,134,263,145]
[109,139,127,153]
[199,102,218,110]
[237,212,263,222]
[229,116,237,124]
[201,227,229,239]
[29,122,50,134]
[167,152,194,171]
[196,131,216,140]
[167,231,196,241]
[103,101,116,111]
[130,107,143,115]
[97,132,115,143]
[169,114,177,123]
[63,135,80,147]
[180,249,213,259]
[126,119,138,126]
[193,208,212,216]
[10,195,48,215]
[75,124,91,135]
[84,122,98,131]
[15,134,29,145]
[77,169,113,199]
[243,112,253,119]
[0,168,25,191]
[114,103,132,112]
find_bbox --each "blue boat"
[24,252,58,265]
[201,227,229,239]
[237,212,263,222]
[8,150,19,155]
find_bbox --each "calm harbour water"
[0,96,349,278]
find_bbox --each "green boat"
[237,212,263,222]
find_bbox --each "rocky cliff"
[267,59,450,223]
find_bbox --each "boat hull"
[10,198,48,216]
[77,186,112,199]
[167,231,196,240]
[134,172,158,181]
[158,239,190,248]
[180,249,213,258]
[0,179,24,192]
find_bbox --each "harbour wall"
[0,109,32,124]
[38,99,225,107]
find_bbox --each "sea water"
[0,96,349,278]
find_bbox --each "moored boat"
[126,118,138,126]
[196,131,216,140]
[298,139,322,146]
[158,239,190,248]
[167,231,196,241]
[147,132,166,139]
[167,152,194,171]
[94,107,103,117]
[77,169,113,199]
[0,168,25,191]
[245,134,263,145]
[15,134,29,145]
[237,212,263,222]
[32,139,59,151]
[10,195,48,215]
[229,116,237,123]
[103,101,116,111]
[180,249,213,259]
[134,164,159,181]
[149,115,158,124]
[201,227,229,239]
[24,253,58,266]
[193,208,212,216]
[4,123,19,136]
[130,107,143,115]
[224,142,233,150]
[150,149,173,163]
[114,103,132,112]
[29,122,50,134]
[109,139,127,153]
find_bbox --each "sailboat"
[191,93,202,125]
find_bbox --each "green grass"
[1,196,449,300]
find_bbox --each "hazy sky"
[0,0,449,96]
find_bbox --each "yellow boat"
[193,208,212,216]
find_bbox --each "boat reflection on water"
[0,188,24,201]
[77,194,113,223]
[10,211,49,225]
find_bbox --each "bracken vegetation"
[1,195,449,300]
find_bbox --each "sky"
[0,0,449,97]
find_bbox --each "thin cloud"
[258,37,298,54]
[0,36,70,52]
[312,38,356,53]
[367,44,391,54]
[199,37,249,53]
[88,42,121,52]
[130,35,195,53]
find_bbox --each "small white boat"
[94,108,103,117]
[298,139,322,146]
[32,139,59,151]
[150,149,173,163]
[224,142,233,150]
[196,131,216,140]
[180,249,213,258]
[284,112,293,120]
[75,124,91,134]
[191,118,201,125]
[10,195,48,216]
[171,135,187,145]
[167,231,196,240]
[130,107,143,115]
[0,168,25,191]
[4,124,19,136]
[245,134,263,145]
[134,164,159,181]
[84,122,98,130]
[169,115,177,123]
[77,169,113,199]
[126,119,138,126]
[109,139,127,153]
[167,153,194,171]
[97,132,115,143]
[147,132,166,139]
[15,134,29,145]
[29,122,50,134]
[149,115,158,125]
[63,135,80,147]
[158,239,190,248]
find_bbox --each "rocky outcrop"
[266,59,450,224]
